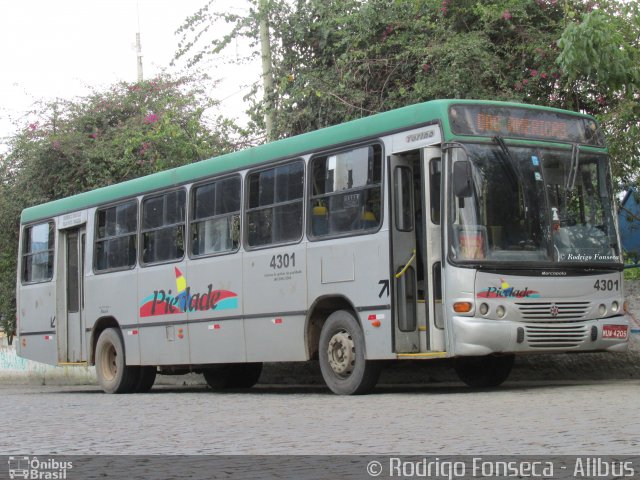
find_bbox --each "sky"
[0,0,259,152]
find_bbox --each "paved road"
[2,379,639,456]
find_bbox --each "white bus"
[16,100,631,394]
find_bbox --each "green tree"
[557,1,640,188]
[266,0,574,136]
[0,75,237,339]
[0,158,20,344]
[176,0,639,190]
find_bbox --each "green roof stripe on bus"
[20,99,598,224]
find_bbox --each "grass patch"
[625,267,640,280]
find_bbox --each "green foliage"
[599,97,640,188]
[0,159,19,342]
[175,0,640,191]
[0,75,237,337]
[624,267,640,281]
[558,2,640,94]
[6,76,233,203]
[175,0,614,136]
[557,1,640,189]
[267,0,574,136]
[174,1,260,68]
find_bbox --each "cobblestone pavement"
[2,380,638,456]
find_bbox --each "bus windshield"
[450,143,621,266]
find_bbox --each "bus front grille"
[515,302,590,323]
[524,324,589,348]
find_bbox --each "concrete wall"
[0,340,96,385]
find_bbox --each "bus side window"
[95,200,137,272]
[246,161,304,248]
[141,190,186,264]
[309,144,382,238]
[22,221,55,283]
[191,176,241,256]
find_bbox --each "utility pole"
[259,0,274,140]
[136,0,144,81]
[136,33,144,82]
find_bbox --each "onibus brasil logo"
[8,456,72,479]
[139,267,238,317]
[476,278,540,299]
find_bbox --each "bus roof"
[20,99,597,224]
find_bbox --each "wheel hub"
[327,330,355,377]
[101,344,117,381]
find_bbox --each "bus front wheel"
[454,354,515,388]
[95,328,140,394]
[319,310,381,395]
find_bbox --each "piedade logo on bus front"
[8,456,72,480]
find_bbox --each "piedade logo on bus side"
[476,279,540,299]
[139,267,238,317]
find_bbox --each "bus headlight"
[611,301,619,313]
[598,304,607,316]
[496,305,506,318]
[479,303,489,316]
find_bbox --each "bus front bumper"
[450,314,632,356]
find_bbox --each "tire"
[454,354,515,388]
[203,366,231,390]
[227,363,263,389]
[318,310,381,395]
[134,366,157,393]
[203,363,263,390]
[95,328,140,394]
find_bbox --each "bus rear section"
[17,215,88,368]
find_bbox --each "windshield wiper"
[492,136,518,190]
[492,136,529,217]
[565,144,580,191]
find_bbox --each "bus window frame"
[188,173,242,260]
[20,219,56,285]
[306,141,385,242]
[139,187,188,267]
[93,198,139,274]
[243,158,306,251]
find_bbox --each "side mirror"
[453,161,473,198]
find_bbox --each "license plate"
[602,325,628,339]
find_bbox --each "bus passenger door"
[422,147,445,351]
[390,154,420,353]
[59,227,86,363]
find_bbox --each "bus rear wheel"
[203,363,263,390]
[454,354,514,388]
[95,328,140,394]
[319,310,381,395]
[227,363,263,388]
